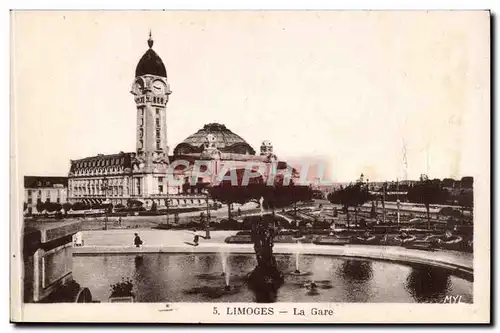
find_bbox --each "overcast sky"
[12,11,489,182]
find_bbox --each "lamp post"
[396,178,401,225]
[382,182,387,225]
[166,197,170,227]
[205,192,211,239]
[103,177,108,230]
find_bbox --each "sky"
[11,11,489,182]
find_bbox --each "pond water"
[72,253,472,303]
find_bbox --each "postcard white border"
[8,7,491,324]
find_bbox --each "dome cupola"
[174,123,256,156]
[135,31,167,77]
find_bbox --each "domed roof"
[174,123,256,156]
[135,34,167,77]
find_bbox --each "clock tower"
[129,32,172,200]
[131,32,172,167]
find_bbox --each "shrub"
[110,278,134,298]
[218,218,243,230]
[62,202,72,211]
[72,202,90,211]
[45,202,62,212]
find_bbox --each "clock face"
[134,79,144,94]
[152,81,165,95]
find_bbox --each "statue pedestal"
[23,220,92,303]
[248,214,284,302]
[109,296,135,303]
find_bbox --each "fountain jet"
[220,252,230,287]
[294,244,300,274]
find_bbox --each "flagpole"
[396,178,400,225]
[382,183,386,225]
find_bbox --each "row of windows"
[72,167,124,177]
[138,137,162,150]
[27,189,62,197]
[136,96,166,106]
[70,179,125,189]
[72,178,165,196]
[27,197,61,204]
[153,97,166,104]
[139,108,163,118]
[75,158,124,169]
[137,140,163,150]
[138,127,162,138]
[73,186,124,196]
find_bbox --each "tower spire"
[148,30,154,48]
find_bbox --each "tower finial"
[147,30,153,48]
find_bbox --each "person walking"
[134,233,143,248]
[74,231,83,247]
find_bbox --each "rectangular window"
[156,109,160,116]
[28,190,32,196]
[158,185,163,194]
[156,129,161,138]
[156,118,160,127]
[156,141,161,150]
[158,177,163,183]
[56,198,60,203]
[136,179,141,195]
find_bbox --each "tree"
[442,178,455,188]
[209,169,312,302]
[209,168,266,221]
[127,199,144,209]
[407,179,449,230]
[327,181,371,228]
[262,182,313,213]
[457,191,473,213]
[72,201,89,211]
[439,207,462,219]
[106,203,113,214]
[62,202,73,212]
[45,202,62,213]
[36,199,44,213]
[370,201,376,218]
[461,176,474,189]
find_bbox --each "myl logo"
[443,295,463,304]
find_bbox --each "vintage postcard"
[10,10,490,323]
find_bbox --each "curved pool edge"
[72,243,473,280]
